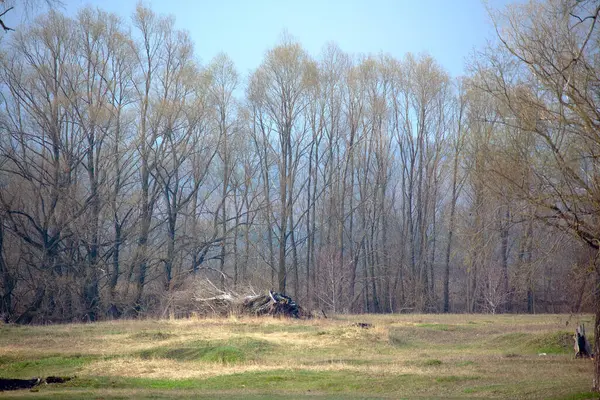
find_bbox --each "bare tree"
[474,0,600,388]
[206,53,239,289]
[129,4,170,311]
[248,38,317,293]
[442,79,467,312]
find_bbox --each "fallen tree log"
[0,376,72,391]
[0,378,40,391]
[241,291,305,318]
[193,287,307,318]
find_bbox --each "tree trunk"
[305,138,313,307]
[593,256,600,391]
[233,210,240,288]
[443,154,458,312]
[277,124,291,294]
[0,219,14,320]
[110,223,121,299]
[500,205,510,312]
[290,212,299,298]
[220,121,229,290]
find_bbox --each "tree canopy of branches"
[0,1,595,356]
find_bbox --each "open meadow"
[0,314,596,399]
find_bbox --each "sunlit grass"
[0,314,596,399]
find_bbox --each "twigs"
[0,6,14,32]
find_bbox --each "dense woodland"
[0,0,599,324]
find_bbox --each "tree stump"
[574,324,593,359]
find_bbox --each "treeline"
[0,1,596,323]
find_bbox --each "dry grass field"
[0,314,596,399]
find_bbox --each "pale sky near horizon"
[3,0,518,79]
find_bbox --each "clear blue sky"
[5,0,517,78]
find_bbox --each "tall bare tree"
[129,4,169,310]
[248,39,317,293]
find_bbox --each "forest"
[0,0,598,325]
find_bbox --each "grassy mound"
[138,337,275,364]
[491,331,574,355]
